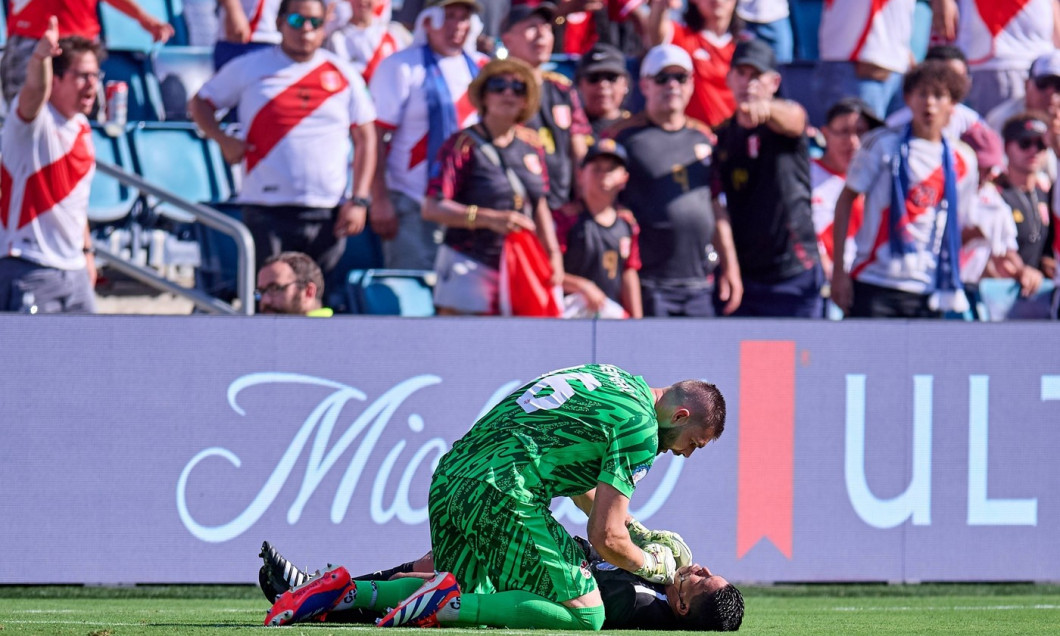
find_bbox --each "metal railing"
[94,160,255,315]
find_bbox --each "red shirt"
[668,22,737,128]
[8,0,102,40]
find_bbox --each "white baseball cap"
[640,44,693,78]
[1030,50,1060,79]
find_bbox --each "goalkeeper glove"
[632,543,676,584]
[626,518,693,569]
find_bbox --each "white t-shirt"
[886,103,982,141]
[959,181,1018,283]
[818,0,915,73]
[956,0,1055,71]
[0,101,94,270]
[369,45,487,202]
[327,20,411,82]
[810,159,861,275]
[197,46,376,207]
[737,0,790,24]
[844,127,979,293]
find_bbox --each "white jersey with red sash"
[810,159,863,275]
[217,0,281,44]
[844,127,978,293]
[196,46,376,207]
[0,100,94,270]
[956,0,1054,70]
[818,0,915,74]
[327,20,406,83]
[8,0,101,39]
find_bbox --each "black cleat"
[259,540,309,602]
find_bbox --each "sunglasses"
[484,77,529,96]
[652,71,689,85]
[1016,137,1047,151]
[284,13,324,29]
[585,71,621,85]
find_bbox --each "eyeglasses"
[1034,76,1060,92]
[585,71,621,85]
[1016,137,1047,151]
[484,77,529,96]
[254,281,302,301]
[284,13,324,29]
[70,70,104,84]
[652,71,689,85]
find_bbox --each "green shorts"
[428,473,598,602]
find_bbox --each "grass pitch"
[1,583,1058,635]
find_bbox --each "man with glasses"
[256,251,333,315]
[575,42,632,140]
[190,0,377,289]
[610,44,742,318]
[0,21,103,313]
[986,51,1060,134]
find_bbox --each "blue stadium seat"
[153,46,213,120]
[0,1,8,50]
[977,278,1057,321]
[100,51,165,121]
[89,124,138,223]
[346,269,436,316]
[100,0,187,51]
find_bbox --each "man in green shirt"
[266,363,727,630]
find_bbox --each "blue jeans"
[729,265,824,318]
[813,60,904,121]
[745,17,794,65]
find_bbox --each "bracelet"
[466,204,478,229]
[83,247,95,255]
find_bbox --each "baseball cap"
[1001,116,1049,144]
[501,1,556,33]
[577,43,628,79]
[825,96,884,130]
[640,44,693,77]
[582,138,628,167]
[731,38,777,74]
[1029,50,1060,79]
[960,125,1004,171]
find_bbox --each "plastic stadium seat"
[153,46,213,120]
[100,0,187,51]
[977,278,1057,321]
[347,269,436,316]
[100,51,165,121]
[89,124,138,223]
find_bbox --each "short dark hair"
[671,380,727,439]
[902,59,969,102]
[684,3,744,36]
[263,251,325,300]
[277,0,326,16]
[925,44,968,68]
[53,36,105,78]
[685,583,745,631]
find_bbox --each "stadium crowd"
[1,0,1058,320]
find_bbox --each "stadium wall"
[1,316,1057,584]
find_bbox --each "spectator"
[886,45,982,140]
[575,42,633,139]
[256,251,334,315]
[1,0,173,104]
[811,97,882,283]
[714,39,822,317]
[832,60,979,319]
[555,0,649,57]
[0,26,101,313]
[931,0,1057,116]
[190,0,378,279]
[555,139,643,318]
[737,0,792,64]
[816,0,916,119]
[368,0,488,270]
[986,51,1060,135]
[214,0,283,69]
[612,44,742,317]
[501,1,592,212]
[424,57,564,315]
[327,0,412,83]
[647,0,743,128]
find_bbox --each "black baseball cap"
[582,138,628,168]
[731,38,776,73]
[825,96,884,129]
[1002,115,1049,144]
[501,1,556,33]
[577,43,627,79]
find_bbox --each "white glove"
[626,518,694,569]
[632,543,676,585]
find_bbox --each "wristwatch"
[350,195,372,208]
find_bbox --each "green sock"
[442,590,604,631]
[331,578,424,612]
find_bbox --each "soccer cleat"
[376,572,460,628]
[264,565,351,626]
[258,541,308,602]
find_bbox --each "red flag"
[499,230,562,317]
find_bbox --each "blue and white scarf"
[423,45,479,180]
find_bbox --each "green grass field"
[1,584,1058,635]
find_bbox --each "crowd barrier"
[1,315,1057,584]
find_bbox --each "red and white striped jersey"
[818,0,915,73]
[8,0,102,39]
[196,46,377,207]
[217,0,282,44]
[327,20,410,83]
[956,0,1055,70]
[368,45,487,202]
[0,101,94,270]
[810,159,862,276]
[844,128,978,293]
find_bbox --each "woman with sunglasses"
[424,57,564,315]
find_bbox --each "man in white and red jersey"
[1,0,172,104]
[0,21,102,313]
[832,60,979,319]
[815,0,917,119]
[886,45,984,140]
[931,0,1058,116]
[190,0,377,279]
[327,0,411,83]
[368,0,486,270]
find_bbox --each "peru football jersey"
[818,0,915,73]
[844,128,978,293]
[810,159,862,275]
[327,21,407,83]
[196,46,376,207]
[8,0,101,39]
[0,101,94,270]
[955,0,1054,70]
[369,45,487,202]
[560,0,645,55]
[665,22,736,128]
[433,363,658,502]
[217,0,281,44]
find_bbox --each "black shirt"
[998,178,1052,270]
[554,201,641,303]
[525,72,591,211]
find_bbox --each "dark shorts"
[640,280,715,317]
[0,257,96,313]
[850,280,941,319]
[241,204,346,275]
[729,264,824,318]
